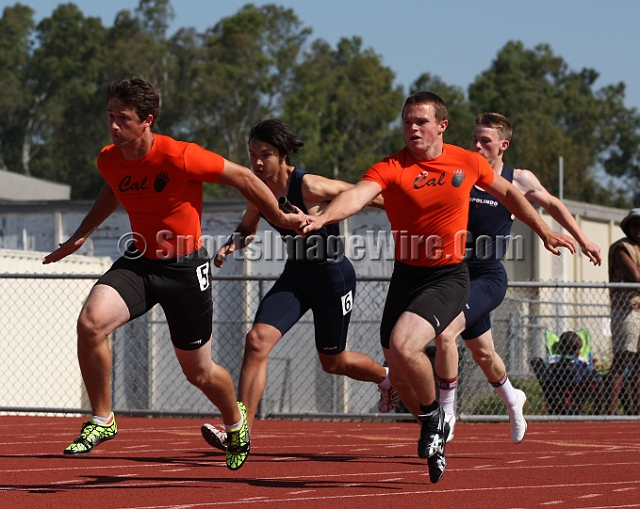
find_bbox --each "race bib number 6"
[341,290,353,316]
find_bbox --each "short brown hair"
[106,76,161,128]
[402,91,448,123]
[475,112,512,141]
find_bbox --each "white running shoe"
[444,413,456,443]
[201,423,227,451]
[377,384,400,413]
[507,389,527,444]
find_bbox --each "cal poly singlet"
[466,165,515,263]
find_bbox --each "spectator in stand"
[605,209,640,415]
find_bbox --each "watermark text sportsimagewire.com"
[116,229,526,263]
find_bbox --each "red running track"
[1,415,639,509]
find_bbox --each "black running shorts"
[380,261,470,349]
[97,247,213,351]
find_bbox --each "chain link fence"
[1,274,638,419]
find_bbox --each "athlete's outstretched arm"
[216,160,306,231]
[214,203,261,268]
[302,174,384,210]
[514,169,601,265]
[43,183,120,264]
[300,180,383,235]
[485,175,576,256]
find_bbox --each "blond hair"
[475,112,512,141]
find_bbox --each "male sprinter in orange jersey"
[43,76,305,471]
[301,91,576,483]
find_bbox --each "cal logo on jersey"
[413,170,445,189]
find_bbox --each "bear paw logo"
[452,168,465,187]
[154,172,169,192]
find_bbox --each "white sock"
[225,411,244,432]
[492,374,518,409]
[439,388,456,416]
[92,412,113,425]
[437,377,457,416]
[379,366,392,388]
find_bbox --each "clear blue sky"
[3,0,640,111]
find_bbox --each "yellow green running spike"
[225,402,250,470]
[64,414,118,455]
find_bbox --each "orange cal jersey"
[363,144,495,267]
[97,134,225,259]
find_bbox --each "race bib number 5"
[196,262,210,291]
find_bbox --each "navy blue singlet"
[466,165,515,264]
[263,167,342,262]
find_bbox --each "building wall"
[0,198,630,281]
[500,199,625,283]
[0,249,112,410]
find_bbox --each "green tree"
[283,37,404,182]
[27,3,107,197]
[165,4,311,197]
[99,0,176,114]
[174,4,310,157]
[15,0,178,198]
[468,41,639,206]
[596,83,640,205]
[133,0,175,100]
[5,4,639,208]
[0,4,35,173]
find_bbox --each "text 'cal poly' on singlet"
[263,167,343,263]
[465,164,515,263]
